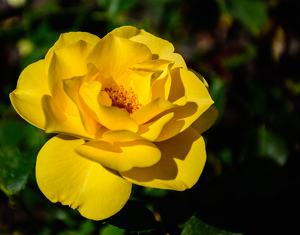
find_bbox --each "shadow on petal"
[168,67,185,103]
[154,101,198,141]
[121,127,206,191]
[75,139,161,172]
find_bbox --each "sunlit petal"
[63,64,101,135]
[110,25,140,39]
[47,40,94,116]
[130,59,174,102]
[45,32,100,74]
[10,60,49,130]
[87,33,152,87]
[36,134,132,220]
[128,68,156,106]
[130,31,187,69]
[42,95,91,139]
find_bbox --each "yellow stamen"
[103,84,142,114]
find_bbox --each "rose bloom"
[10,26,218,220]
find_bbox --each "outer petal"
[155,68,214,141]
[47,40,93,116]
[110,25,140,39]
[10,60,50,129]
[51,40,93,80]
[189,69,209,89]
[120,127,206,191]
[63,63,101,136]
[154,102,198,142]
[36,134,132,220]
[45,32,100,73]
[75,139,161,172]
[51,31,100,49]
[130,30,187,69]
[41,95,90,139]
[191,105,219,134]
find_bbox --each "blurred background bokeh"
[1,0,300,234]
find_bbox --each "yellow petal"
[131,98,177,125]
[154,102,197,142]
[191,105,219,134]
[36,134,131,220]
[137,112,174,141]
[128,68,156,106]
[42,95,90,139]
[189,69,209,88]
[130,31,187,69]
[120,127,206,191]
[53,31,100,48]
[51,40,93,79]
[110,25,140,39]
[181,69,212,106]
[63,64,101,135]
[10,60,49,129]
[151,68,172,101]
[103,130,146,142]
[155,68,214,141]
[47,40,93,116]
[129,59,174,102]
[75,139,161,172]
[80,81,139,132]
[45,32,100,74]
[87,33,152,87]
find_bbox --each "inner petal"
[126,59,175,110]
[80,81,139,132]
[87,33,152,87]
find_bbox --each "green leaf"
[223,44,257,69]
[142,187,168,197]
[0,120,47,150]
[0,149,35,194]
[105,200,157,232]
[258,127,288,166]
[99,224,125,235]
[0,120,27,148]
[101,0,137,17]
[209,76,227,119]
[181,216,240,235]
[0,120,46,195]
[225,0,268,35]
[78,220,95,235]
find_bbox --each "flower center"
[103,84,142,114]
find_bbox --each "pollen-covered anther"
[103,85,142,114]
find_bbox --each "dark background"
[1,0,299,234]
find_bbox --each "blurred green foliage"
[1,0,300,234]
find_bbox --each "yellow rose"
[9,26,218,220]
